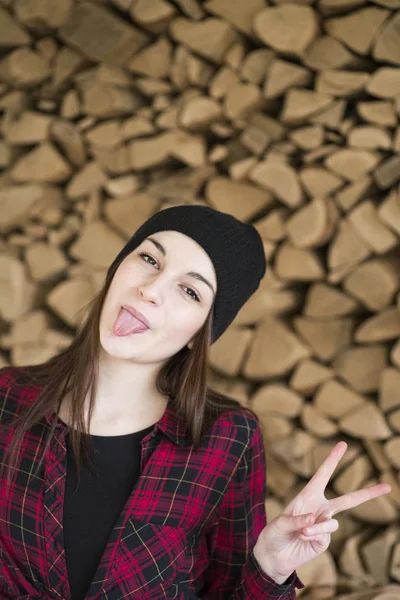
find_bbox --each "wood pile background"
[0,0,400,597]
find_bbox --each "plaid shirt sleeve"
[198,422,305,599]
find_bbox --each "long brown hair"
[0,262,259,489]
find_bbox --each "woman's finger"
[328,482,391,516]
[302,518,339,537]
[299,532,332,543]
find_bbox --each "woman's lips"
[113,307,149,336]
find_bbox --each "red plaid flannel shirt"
[0,366,304,599]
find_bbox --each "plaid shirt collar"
[44,400,192,447]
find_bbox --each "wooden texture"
[0,1,400,597]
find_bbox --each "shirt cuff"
[242,549,305,597]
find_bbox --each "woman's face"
[99,230,217,365]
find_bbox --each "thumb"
[278,513,316,534]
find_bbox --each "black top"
[63,424,155,600]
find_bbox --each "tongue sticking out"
[113,308,149,336]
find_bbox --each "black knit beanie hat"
[106,204,267,345]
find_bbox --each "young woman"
[0,204,391,599]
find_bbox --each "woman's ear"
[187,340,194,350]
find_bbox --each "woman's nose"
[138,278,163,304]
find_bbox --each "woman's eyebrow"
[146,236,216,296]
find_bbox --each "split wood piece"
[10,142,72,183]
[69,220,126,269]
[208,372,251,408]
[61,89,81,119]
[391,544,400,582]
[186,54,215,88]
[130,0,177,32]
[254,5,318,56]
[120,116,155,141]
[178,96,223,131]
[355,308,400,343]
[295,552,337,592]
[373,12,400,65]
[348,126,392,150]
[223,41,245,71]
[256,414,294,442]
[328,220,371,275]
[240,49,274,86]
[334,454,375,495]
[366,67,400,99]
[293,316,354,361]
[290,125,324,150]
[339,530,377,586]
[348,200,398,254]
[15,0,73,29]
[303,35,360,71]
[378,188,400,235]
[129,130,206,169]
[126,37,172,79]
[381,471,400,507]
[90,144,130,176]
[251,384,303,418]
[391,339,400,370]
[289,359,333,395]
[0,254,36,321]
[243,317,311,379]
[105,193,159,239]
[249,160,303,208]
[59,2,149,65]
[232,285,301,325]
[299,167,343,198]
[281,89,333,124]
[209,145,228,164]
[0,6,31,46]
[301,403,338,437]
[304,283,359,318]
[223,82,262,121]
[145,165,215,203]
[388,409,400,433]
[4,110,53,144]
[271,441,318,480]
[343,258,400,311]
[51,46,86,91]
[365,439,394,473]
[254,208,289,242]
[361,525,399,585]
[264,59,312,99]
[209,66,239,100]
[357,101,397,127]
[316,70,370,97]
[209,326,254,377]
[275,242,325,281]
[205,176,273,222]
[65,162,107,200]
[285,197,340,248]
[0,183,63,232]
[228,156,258,181]
[204,0,265,36]
[239,125,270,156]
[374,155,400,189]
[339,401,392,440]
[384,437,400,469]
[170,17,239,63]
[0,48,50,87]
[315,379,366,420]
[85,121,122,149]
[326,7,390,55]
[333,344,387,393]
[309,98,346,130]
[319,0,366,14]
[325,148,382,182]
[335,176,375,213]
[50,119,87,168]
[80,82,144,118]
[269,429,317,466]
[264,449,297,500]
[380,368,400,412]
[47,276,96,328]
[25,242,69,282]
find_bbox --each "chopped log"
[249,160,303,207]
[373,12,400,65]
[264,449,297,499]
[305,282,359,318]
[374,155,400,189]
[355,308,400,343]
[25,242,69,282]
[384,437,400,469]
[285,197,339,248]
[209,326,254,377]
[328,220,371,275]
[343,258,400,311]
[4,110,53,144]
[334,175,374,212]
[388,410,400,433]
[251,383,303,418]
[264,59,312,99]
[275,242,325,281]
[348,200,398,254]
[378,188,400,236]
[239,125,270,156]
[223,82,262,120]
[315,379,366,419]
[0,6,31,47]
[325,148,382,181]
[357,101,397,127]
[339,402,392,440]
[126,37,173,78]
[333,344,387,393]
[69,220,126,269]
[290,125,324,150]
[299,166,343,197]
[240,49,274,86]
[303,36,360,71]
[281,89,333,123]
[178,96,223,130]
[350,481,398,523]
[15,0,73,29]
[50,119,87,168]
[301,403,338,437]
[205,176,273,221]
[243,317,311,378]
[47,276,96,328]
[366,67,400,99]
[380,368,400,413]
[254,5,319,56]
[204,0,265,36]
[170,17,239,63]
[348,126,392,150]
[228,156,258,181]
[316,70,370,97]
[209,66,239,99]
[309,98,346,129]
[339,531,376,586]
[254,208,289,242]
[334,455,375,495]
[293,316,354,361]
[361,525,399,584]
[365,439,394,473]
[10,142,72,183]
[289,359,333,395]
[325,7,390,55]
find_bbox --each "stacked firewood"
[0,1,400,597]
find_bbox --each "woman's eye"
[139,252,200,302]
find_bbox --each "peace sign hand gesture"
[253,441,392,584]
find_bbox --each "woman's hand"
[253,441,392,584]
